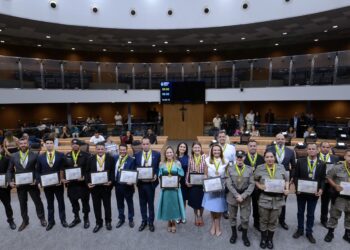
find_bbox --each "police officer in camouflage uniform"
[226,150,255,247]
[324,149,350,244]
[254,151,289,249]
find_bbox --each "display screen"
[160,81,205,103]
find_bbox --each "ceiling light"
[89,39,93,42]
[159,50,163,53]
[0,29,2,32]
[314,38,319,42]
[186,49,190,52]
[324,29,328,33]
[71,48,75,51]
[127,41,132,44]
[0,40,5,43]
[46,35,51,39]
[152,44,156,47]
[130,49,134,52]
[37,44,42,47]
[102,49,107,52]
[332,25,338,29]
[199,40,204,43]
[164,41,168,44]
[275,43,279,46]
[213,48,217,51]
[282,32,288,35]
[241,37,246,40]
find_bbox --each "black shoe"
[40,219,47,227]
[223,212,229,219]
[238,224,243,232]
[8,221,16,230]
[138,222,147,231]
[129,221,135,228]
[324,228,334,242]
[115,220,125,228]
[242,229,251,247]
[149,223,155,232]
[83,218,90,229]
[230,226,237,244]
[279,221,289,230]
[306,233,316,244]
[106,222,112,230]
[18,221,29,232]
[293,229,304,239]
[46,222,55,231]
[61,220,68,228]
[260,231,267,249]
[267,231,274,249]
[93,224,102,233]
[68,217,81,228]
[343,229,350,243]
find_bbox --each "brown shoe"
[18,221,29,232]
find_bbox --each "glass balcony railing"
[0,50,349,90]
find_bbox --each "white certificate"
[161,175,179,188]
[41,173,59,187]
[203,177,223,193]
[340,182,350,196]
[119,170,138,184]
[91,171,108,185]
[0,174,6,187]
[137,167,154,180]
[297,180,318,194]
[15,172,34,185]
[65,168,82,181]
[189,173,204,185]
[265,179,285,193]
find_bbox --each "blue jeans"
[297,195,318,234]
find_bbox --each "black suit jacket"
[267,145,296,171]
[317,153,339,164]
[36,151,66,184]
[8,150,38,181]
[86,154,115,184]
[244,153,265,170]
[0,154,10,175]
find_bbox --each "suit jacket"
[36,151,66,184]
[114,155,136,184]
[0,154,10,175]
[86,154,115,184]
[317,153,339,164]
[135,150,160,186]
[244,153,265,170]
[294,157,326,198]
[267,145,296,171]
[8,150,38,182]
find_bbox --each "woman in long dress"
[176,142,189,224]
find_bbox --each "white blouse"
[205,157,228,178]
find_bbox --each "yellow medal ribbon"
[222,144,227,153]
[344,161,350,180]
[20,150,29,165]
[72,150,80,167]
[235,164,246,177]
[47,151,55,167]
[118,155,128,171]
[166,160,173,176]
[320,153,330,163]
[143,150,152,166]
[265,164,276,179]
[275,145,285,158]
[307,157,317,178]
[247,153,258,168]
[194,155,201,172]
[97,154,106,171]
[214,158,221,175]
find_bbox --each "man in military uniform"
[62,139,91,229]
[324,149,350,244]
[226,150,255,247]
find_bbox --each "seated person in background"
[250,125,260,137]
[89,131,105,145]
[47,132,59,149]
[3,130,19,155]
[121,131,134,145]
[60,126,71,139]
[71,125,80,138]
[22,133,42,148]
[105,137,118,156]
[303,126,315,138]
[145,128,157,144]
[287,127,296,138]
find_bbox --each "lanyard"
[307,157,317,175]
[344,161,350,177]
[222,144,227,153]
[214,158,221,174]
[72,150,80,166]
[97,154,106,170]
[320,153,330,163]
[166,160,173,176]
[265,164,276,179]
[20,150,29,165]
[275,145,284,158]
[143,150,152,165]
[47,151,55,167]
[235,164,246,177]
[247,153,257,167]
[118,155,128,171]
[194,154,201,171]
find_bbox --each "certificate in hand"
[203,177,223,193]
[15,172,34,185]
[0,174,6,187]
[119,170,138,184]
[91,171,108,185]
[160,175,179,189]
[189,173,204,185]
[41,173,59,187]
[264,179,285,193]
[297,180,318,194]
[65,168,82,181]
[137,167,154,180]
[340,182,350,196]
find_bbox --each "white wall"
[0,0,349,29]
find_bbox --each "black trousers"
[115,184,134,222]
[17,185,45,223]
[137,183,155,224]
[91,185,112,225]
[320,183,331,223]
[43,185,66,224]
[0,187,14,223]
[67,183,90,218]
[279,196,288,223]
[252,188,261,225]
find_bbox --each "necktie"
[310,160,314,166]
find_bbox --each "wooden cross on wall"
[179,104,187,122]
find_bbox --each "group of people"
[0,131,349,249]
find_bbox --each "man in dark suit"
[8,137,46,231]
[290,112,302,138]
[114,143,136,229]
[36,136,67,231]
[135,137,160,232]
[318,141,339,227]
[62,139,91,229]
[293,143,326,243]
[0,144,16,230]
[264,109,275,136]
[87,142,115,233]
[267,133,296,230]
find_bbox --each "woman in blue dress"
[176,142,189,224]
[157,146,186,233]
[202,143,228,237]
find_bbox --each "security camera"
[92,6,98,13]
[49,1,57,9]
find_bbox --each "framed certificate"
[41,172,59,187]
[65,168,82,181]
[137,167,154,180]
[160,175,179,189]
[91,171,108,185]
[297,180,318,194]
[119,170,138,184]
[203,177,223,193]
[15,172,34,186]
[0,174,6,188]
[340,182,350,196]
[189,173,204,185]
[265,179,285,193]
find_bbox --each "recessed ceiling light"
[199,40,204,43]
[324,29,328,33]
[127,41,132,44]
[213,48,217,51]
[332,25,338,29]
[275,43,279,46]
[46,35,51,39]
[159,50,163,53]
[186,49,190,52]
[89,39,93,42]
[241,37,246,40]
[314,38,319,42]
[130,49,134,52]
[282,32,288,35]
[0,29,2,32]
[164,41,168,44]
[102,49,107,52]
[0,40,5,43]
[71,48,75,51]
[152,44,156,47]
[37,44,42,47]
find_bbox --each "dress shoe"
[68,218,81,228]
[293,229,304,239]
[18,221,29,232]
[46,223,55,231]
[115,220,125,228]
[138,222,147,231]
[40,219,47,227]
[83,218,90,229]
[306,233,316,244]
[61,220,68,228]
[279,221,289,230]
[106,222,112,230]
[149,223,155,232]
[129,221,135,228]
[9,221,17,230]
[93,224,102,233]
